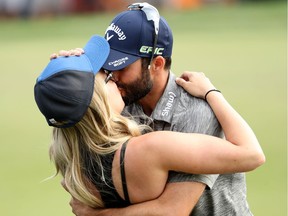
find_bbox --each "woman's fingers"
[50,48,85,60]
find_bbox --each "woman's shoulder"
[122,134,171,202]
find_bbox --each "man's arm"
[69,182,205,216]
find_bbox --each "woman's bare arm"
[140,72,265,174]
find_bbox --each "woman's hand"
[50,48,84,59]
[176,71,216,99]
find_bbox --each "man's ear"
[152,56,165,71]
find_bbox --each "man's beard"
[118,68,153,106]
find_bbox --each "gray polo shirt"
[124,72,253,215]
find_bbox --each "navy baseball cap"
[34,35,110,128]
[103,5,173,71]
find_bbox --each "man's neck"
[139,70,169,116]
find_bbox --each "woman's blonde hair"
[49,74,150,208]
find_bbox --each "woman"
[34,35,265,209]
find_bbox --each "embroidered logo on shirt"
[161,92,176,117]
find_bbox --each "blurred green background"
[0,1,286,215]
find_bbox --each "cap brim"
[37,35,110,82]
[102,48,140,71]
[84,35,110,74]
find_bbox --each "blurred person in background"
[53,2,262,216]
[0,0,32,17]
[38,35,264,215]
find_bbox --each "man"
[63,3,253,216]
